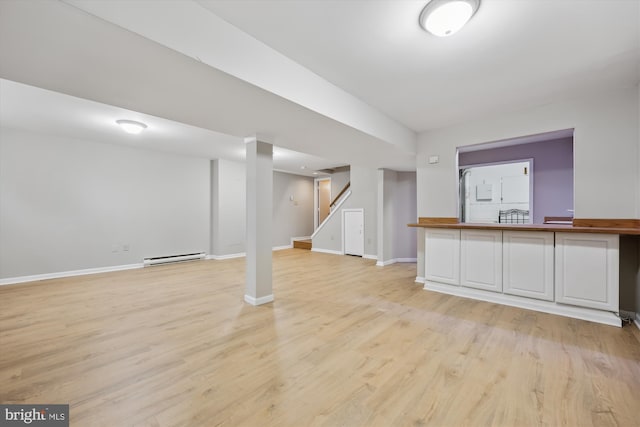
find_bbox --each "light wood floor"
[1,249,640,426]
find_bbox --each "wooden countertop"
[408,221,640,235]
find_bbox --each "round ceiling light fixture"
[116,119,147,135]
[419,0,480,37]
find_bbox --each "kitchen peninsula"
[409,218,640,327]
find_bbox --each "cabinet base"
[424,281,621,327]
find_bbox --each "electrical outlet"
[123,244,130,252]
[111,244,119,253]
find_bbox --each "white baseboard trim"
[397,258,418,263]
[244,294,274,306]
[207,252,246,260]
[311,248,343,256]
[209,244,295,260]
[635,312,640,331]
[376,257,418,267]
[363,254,377,260]
[415,276,426,284]
[0,263,144,286]
[423,280,622,327]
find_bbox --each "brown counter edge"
[417,217,458,225]
[408,217,640,235]
[572,218,640,229]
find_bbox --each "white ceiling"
[0,0,637,174]
[0,79,341,177]
[201,0,640,132]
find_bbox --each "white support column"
[376,169,385,265]
[244,136,274,305]
[376,168,397,266]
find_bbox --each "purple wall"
[459,137,573,224]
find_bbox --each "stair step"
[293,239,312,250]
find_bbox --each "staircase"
[293,239,312,250]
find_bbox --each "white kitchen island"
[412,219,640,327]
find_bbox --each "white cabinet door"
[425,228,460,286]
[555,233,619,311]
[503,231,554,301]
[460,230,503,292]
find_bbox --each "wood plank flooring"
[1,249,639,426]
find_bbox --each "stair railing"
[330,181,350,210]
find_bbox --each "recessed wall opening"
[459,159,533,224]
[456,129,574,224]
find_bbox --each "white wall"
[416,87,639,279]
[378,170,417,264]
[211,159,314,257]
[394,172,418,260]
[1,131,317,278]
[0,127,210,279]
[211,159,246,256]
[273,171,314,247]
[378,169,396,263]
[313,165,377,257]
[417,87,638,219]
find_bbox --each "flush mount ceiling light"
[116,119,147,135]
[419,0,480,37]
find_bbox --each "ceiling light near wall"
[116,119,147,134]
[419,0,480,37]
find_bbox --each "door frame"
[342,208,364,256]
[314,177,331,230]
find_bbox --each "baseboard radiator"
[143,252,206,267]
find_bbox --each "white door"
[343,210,364,256]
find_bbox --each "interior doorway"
[314,177,331,229]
